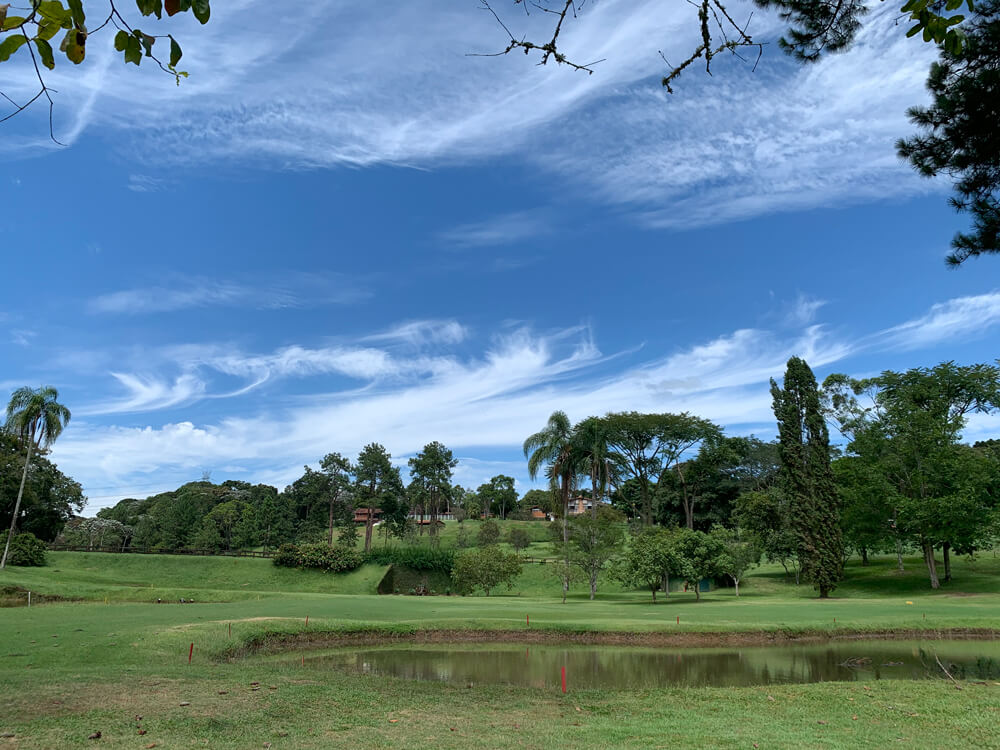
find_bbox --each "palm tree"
[570,416,621,520]
[524,411,577,597]
[1,386,71,569]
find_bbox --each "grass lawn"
[1,549,998,748]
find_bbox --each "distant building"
[353,508,383,524]
[567,496,593,516]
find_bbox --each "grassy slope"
[1,550,999,748]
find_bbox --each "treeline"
[60,357,1000,594]
[78,443,534,554]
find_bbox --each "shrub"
[364,546,455,574]
[507,527,531,554]
[271,542,363,572]
[452,546,522,596]
[477,518,501,547]
[0,531,47,567]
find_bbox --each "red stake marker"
[301,655,304,667]
[305,615,309,627]
[676,615,679,625]
[188,643,194,664]
[561,666,567,694]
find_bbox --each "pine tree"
[770,357,843,598]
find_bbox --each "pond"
[287,640,1000,689]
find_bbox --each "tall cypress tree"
[770,357,843,598]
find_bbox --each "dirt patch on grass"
[167,617,294,631]
[0,586,77,607]
[241,626,1000,657]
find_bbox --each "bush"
[0,531,47,567]
[271,542,364,572]
[477,518,501,547]
[507,527,531,553]
[272,543,299,567]
[452,546,522,596]
[364,546,455,574]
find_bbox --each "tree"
[2,386,71,570]
[614,529,678,603]
[477,474,518,520]
[567,505,625,600]
[734,488,800,582]
[520,488,556,516]
[711,526,760,597]
[452,545,522,596]
[0,432,84,542]
[477,517,500,546]
[823,361,1000,588]
[897,0,1000,265]
[506,526,531,554]
[604,411,721,527]
[570,416,619,520]
[319,452,355,546]
[408,441,457,539]
[355,443,403,553]
[671,528,725,601]
[524,410,576,598]
[771,357,843,598]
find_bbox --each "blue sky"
[2,1,999,512]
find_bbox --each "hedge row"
[272,543,455,575]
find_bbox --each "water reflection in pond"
[291,640,1000,689]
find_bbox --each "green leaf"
[135,0,163,19]
[2,14,25,31]
[0,32,25,61]
[906,22,922,37]
[65,0,84,29]
[124,34,141,65]
[140,32,155,57]
[64,28,85,63]
[945,14,965,25]
[944,0,963,9]
[113,29,129,51]
[164,0,180,15]
[37,1,70,25]
[191,0,209,24]
[34,37,54,69]
[923,25,934,41]
[36,17,62,41]
[169,34,181,67]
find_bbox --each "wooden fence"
[47,545,274,558]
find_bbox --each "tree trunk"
[650,584,657,604]
[328,499,335,546]
[561,474,570,600]
[942,542,951,582]
[661,571,670,596]
[693,581,701,601]
[364,509,374,553]
[590,572,597,600]
[1,437,34,570]
[895,537,905,572]
[676,464,693,530]
[923,542,940,589]
[640,474,652,527]
[733,577,740,597]
[818,585,830,598]
[860,547,869,566]
[591,467,599,520]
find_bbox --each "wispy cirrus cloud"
[363,319,469,347]
[49,288,1000,510]
[87,272,370,314]
[879,291,1000,350]
[5,2,939,229]
[437,211,552,249]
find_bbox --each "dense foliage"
[451,545,522,596]
[0,531,47,566]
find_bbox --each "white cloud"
[50,290,999,511]
[879,291,1000,350]
[79,372,206,415]
[364,320,469,347]
[88,272,369,314]
[5,1,940,227]
[437,211,552,249]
